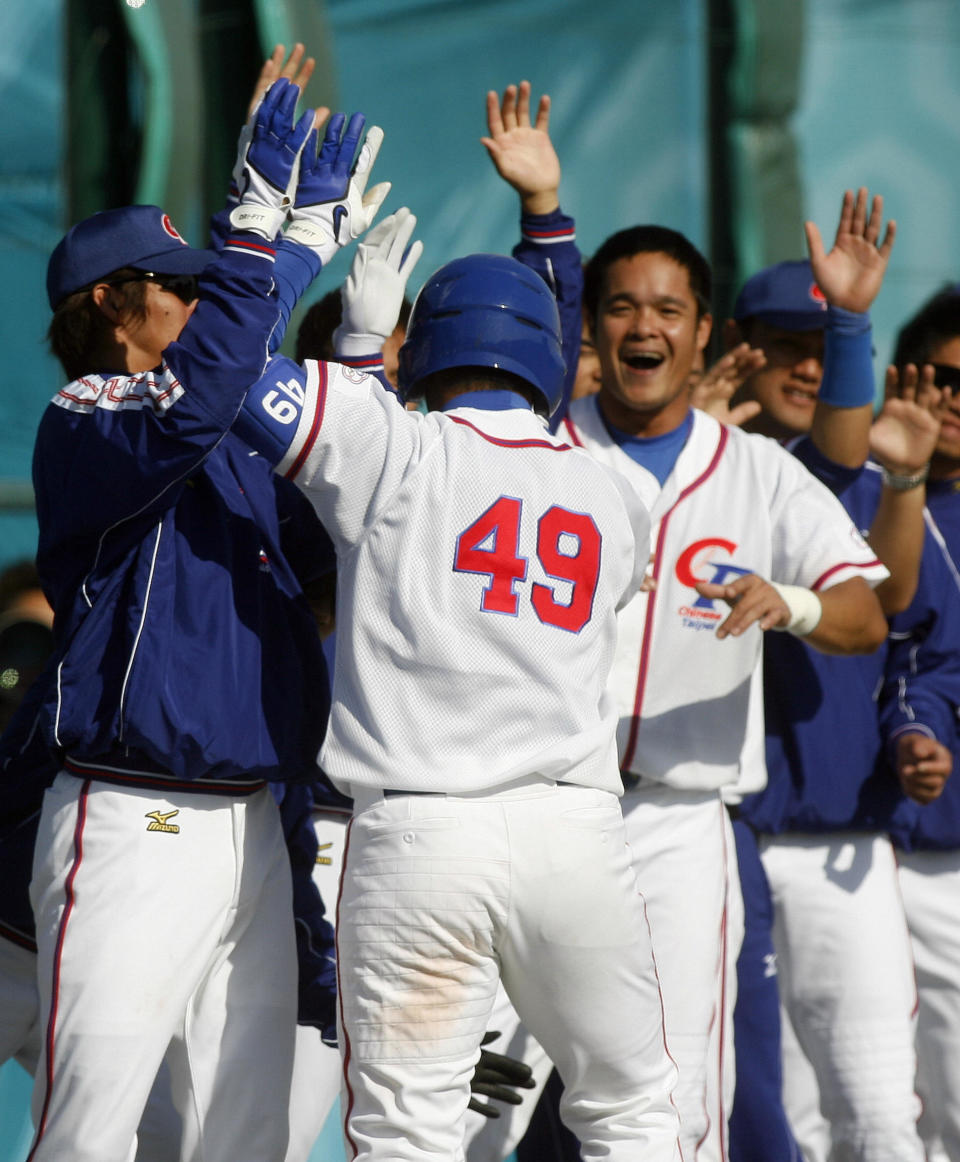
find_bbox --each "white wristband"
[769,582,823,637]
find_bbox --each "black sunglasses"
[98,270,200,304]
[932,363,960,392]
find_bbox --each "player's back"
[275,364,651,797]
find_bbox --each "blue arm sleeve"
[879,527,960,757]
[817,306,876,409]
[511,208,582,429]
[212,206,322,353]
[274,781,338,1040]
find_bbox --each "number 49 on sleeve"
[453,496,601,633]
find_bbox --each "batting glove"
[468,1031,536,1120]
[333,208,424,357]
[284,111,390,266]
[229,78,315,240]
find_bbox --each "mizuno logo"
[316,841,334,867]
[145,809,180,834]
[332,205,347,242]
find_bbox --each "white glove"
[333,208,424,357]
[228,78,314,240]
[284,111,390,266]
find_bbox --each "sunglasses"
[931,363,960,392]
[98,271,200,304]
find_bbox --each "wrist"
[333,326,386,359]
[769,582,823,637]
[520,190,560,216]
[881,463,929,491]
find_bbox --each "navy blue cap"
[47,205,217,309]
[733,260,828,331]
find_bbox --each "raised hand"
[246,43,317,119]
[336,208,424,352]
[481,80,560,215]
[689,343,767,427]
[285,113,390,266]
[870,363,946,475]
[229,78,316,240]
[804,187,896,314]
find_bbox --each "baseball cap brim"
[47,205,218,309]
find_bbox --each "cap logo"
[809,281,827,307]
[161,214,187,245]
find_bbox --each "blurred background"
[1,0,960,1153]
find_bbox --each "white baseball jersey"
[561,397,889,792]
[272,363,651,797]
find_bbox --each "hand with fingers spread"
[334,208,424,356]
[481,80,560,215]
[229,78,317,240]
[690,342,767,427]
[285,112,391,266]
[247,42,317,120]
[871,363,947,479]
[895,732,952,805]
[804,187,896,314]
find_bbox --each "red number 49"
[453,496,601,633]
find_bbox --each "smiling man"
[551,222,891,1161]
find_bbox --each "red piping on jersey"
[285,361,329,481]
[522,227,575,240]
[27,779,91,1161]
[561,415,582,446]
[811,557,883,591]
[335,816,360,1159]
[448,414,572,450]
[223,237,277,257]
[620,425,730,775]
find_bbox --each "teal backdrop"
[2,0,960,1158]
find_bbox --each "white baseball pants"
[28,774,297,1162]
[896,848,960,1162]
[336,779,681,1162]
[761,831,922,1162]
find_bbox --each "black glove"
[468,1030,537,1119]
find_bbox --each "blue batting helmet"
[397,254,566,417]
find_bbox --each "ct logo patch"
[161,213,188,245]
[674,537,752,630]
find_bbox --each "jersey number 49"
[453,496,600,633]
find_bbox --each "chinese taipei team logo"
[674,538,752,630]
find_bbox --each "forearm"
[868,484,926,614]
[802,577,887,655]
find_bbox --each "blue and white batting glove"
[229,78,315,240]
[284,112,390,266]
[333,208,424,357]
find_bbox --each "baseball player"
[463,82,890,1162]
[21,79,385,1162]
[233,236,684,1159]
[886,287,960,1162]
[724,225,956,1161]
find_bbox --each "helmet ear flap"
[397,255,566,416]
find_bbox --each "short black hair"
[892,285,960,369]
[47,268,149,380]
[583,225,712,322]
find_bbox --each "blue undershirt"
[600,407,694,485]
[442,389,533,413]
